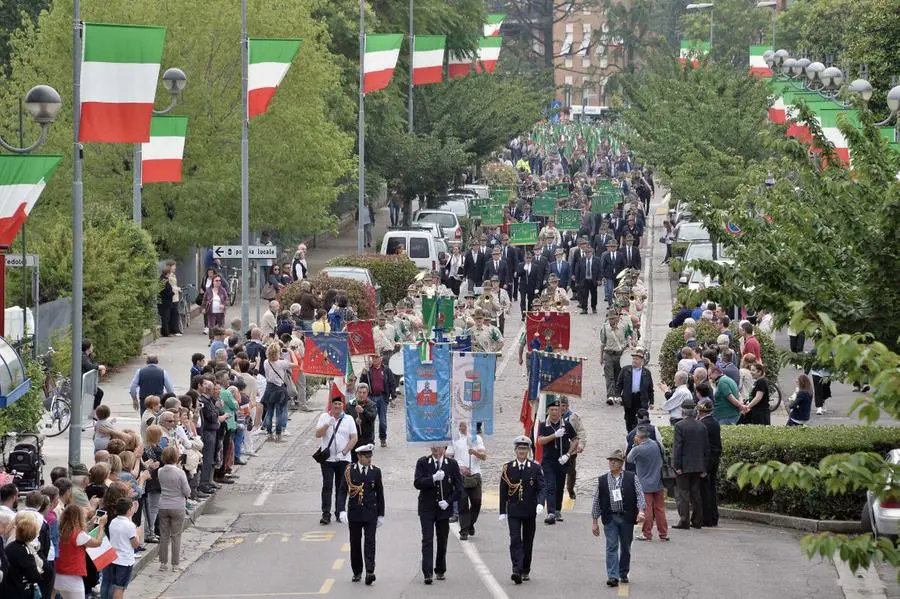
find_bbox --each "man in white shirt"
[315,397,358,525]
[662,371,693,424]
[451,421,486,541]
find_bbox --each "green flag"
[422,295,455,332]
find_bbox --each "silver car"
[320,266,382,306]
[862,449,900,540]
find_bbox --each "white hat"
[355,444,375,454]
[513,435,532,448]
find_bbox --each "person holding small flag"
[338,444,384,585]
[536,395,579,524]
[499,436,545,584]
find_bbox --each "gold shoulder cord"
[345,466,365,505]
[500,463,523,501]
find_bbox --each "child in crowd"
[103,497,142,599]
[140,395,162,438]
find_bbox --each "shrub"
[483,162,517,189]
[658,321,780,387]
[325,255,418,305]
[279,273,376,320]
[659,425,900,520]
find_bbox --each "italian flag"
[768,95,786,124]
[0,155,62,247]
[86,527,118,570]
[475,36,502,73]
[749,45,772,77]
[678,39,710,67]
[79,23,166,143]
[484,13,506,37]
[448,52,472,79]
[412,35,446,86]
[364,34,403,93]
[248,38,303,118]
[141,116,188,184]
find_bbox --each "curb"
[663,499,863,533]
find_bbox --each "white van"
[380,230,448,271]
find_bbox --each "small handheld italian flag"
[141,116,188,184]
[248,38,303,118]
[0,154,62,247]
[475,36,502,74]
[86,526,118,570]
[484,13,506,37]
[364,34,403,93]
[412,35,446,86]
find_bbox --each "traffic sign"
[5,254,39,268]
[212,245,278,259]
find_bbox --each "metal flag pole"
[357,0,365,254]
[240,0,250,330]
[132,144,142,223]
[408,0,413,134]
[69,0,85,467]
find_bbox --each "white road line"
[451,522,511,599]
[497,315,523,378]
[253,471,277,507]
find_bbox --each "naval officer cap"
[355,444,375,455]
[513,435,532,448]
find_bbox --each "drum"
[389,351,405,381]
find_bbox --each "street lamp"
[849,80,900,141]
[756,1,777,49]
[132,67,187,225]
[685,3,714,49]
[0,85,62,153]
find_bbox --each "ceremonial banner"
[345,320,376,355]
[556,208,581,230]
[592,189,620,214]
[451,335,472,352]
[490,188,510,203]
[422,295,455,331]
[525,311,571,350]
[404,343,452,444]
[528,351,584,399]
[481,203,504,226]
[508,222,538,246]
[303,332,349,377]
[532,193,556,217]
[451,352,496,437]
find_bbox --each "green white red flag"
[412,35,446,86]
[484,13,505,37]
[448,52,472,79]
[248,38,303,118]
[678,40,710,67]
[141,116,188,184]
[749,45,772,77]
[79,23,166,143]
[364,34,403,93]
[0,155,62,247]
[475,36,502,73]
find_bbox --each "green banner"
[490,188,510,204]
[556,209,581,231]
[595,178,616,190]
[509,222,538,246]
[533,193,556,217]
[592,190,620,214]
[422,295,454,330]
[482,203,504,226]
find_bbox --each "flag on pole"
[0,154,62,247]
[412,35,446,86]
[248,38,303,118]
[79,23,166,143]
[346,319,376,355]
[421,296,455,332]
[404,343,452,445]
[475,37,502,73]
[519,388,533,436]
[483,13,506,37]
[141,116,187,184]
[448,52,472,79]
[364,34,403,93]
[748,45,772,77]
[303,333,350,377]
[451,352,496,436]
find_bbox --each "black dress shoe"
[522,573,530,581]
[580,310,588,315]
[607,578,619,587]
[365,573,376,585]
[352,574,361,582]
[468,526,475,536]
[436,572,446,581]
[555,514,564,522]
[691,524,703,529]
[511,573,522,584]
[620,575,629,583]
[424,576,433,585]
[319,513,331,525]
[459,532,468,540]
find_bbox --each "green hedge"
[326,255,418,305]
[279,273,376,320]
[659,425,900,520]
[0,349,45,436]
[658,321,780,387]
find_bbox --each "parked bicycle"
[767,380,784,412]
[179,283,196,331]
[39,347,72,437]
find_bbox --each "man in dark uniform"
[339,444,385,585]
[413,443,462,584]
[536,395,579,524]
[499,436,546,584]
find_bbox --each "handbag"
[463,473,480,489]
[261,283,278,300]
[313,415,343,464]
[657,440,677,497]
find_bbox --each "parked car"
[321,266,382,306]
[434,194,470,218]
[674,222,710,244]
[685,259,734,291]
[679,242,728,284]
[862,449,900,540]
[380,230,447,272]
[674,200,694,224]
[462,184,490,198]
[411,221,446,239]
[414,209,462,242]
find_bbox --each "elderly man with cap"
[472,309,503,353]
[413,443,462,584]
[599,309,629,405]
[672,399,710,530]
[697,398,722,527]
[373,311,399,360]
[545,273,570,309]
[591,448,646,587]
[500,435,546,584]
[482,246,510,288]
[626,427,669,541]
[616,347,654,433]
[338,443,385,585]
[488,275,511,334]
[536,395,579,525]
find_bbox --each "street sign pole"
[357,0,365,255]
[240,0,250,331]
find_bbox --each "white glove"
[432,470,445,482]
[338,512,347,524]
[558,454,570,465]
[438,500,449,511]
[554,427,566,438]
[499,514,507,522]
[536,504,545,516]
[377,516,384,528]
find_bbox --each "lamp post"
[132,67,187,225]
[0,85,62,338]
[849,79,900,141]
[756,1,777,49]
[685,3,714,50]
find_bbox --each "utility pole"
[240,0,250,329]
[357,0,366,254]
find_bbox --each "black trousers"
[676,473,704,527]
[623,406,638,434]
[788,333,805,353]
[519,288,536,315]
[349,519,377,575]
[508,516,536,575]
[459,476,482,533]
[565,454,578,496]
[321,461,349,517]
[159,302,180,336]
[92,386,105,410]
[700,459,719,526]
[542,461,566,515]
[580,279,598,311]
[419,514,450,576]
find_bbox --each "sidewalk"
[42,206,392,470]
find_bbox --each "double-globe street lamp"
[685,3,714,49]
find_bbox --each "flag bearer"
[339,444,385,586]
[536,395,579,524]
[499,436,546,584]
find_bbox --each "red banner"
[303,333,349,377]
[525,311,571,351]
[346,320,376,356]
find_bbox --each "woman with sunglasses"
[201,274,229,340]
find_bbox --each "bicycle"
[227,267,241,306]
[768,380,784,412]
[179,283,196,331]
[38,347,72,437]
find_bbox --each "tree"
[681,0,769,69]
[599,0,663,74]
[0,0,49,73]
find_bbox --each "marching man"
[499,436,546,584]
[338,444,385,585]
[413,443,462,585]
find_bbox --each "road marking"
[618,582,630,596]
[451,522,510,599]
[340,543,350,552]
[301,531,335,542]
[160,583,336,599]
[331,558,344,571]
[281,534,291,542]
[481,490,499,511]
[253,484,273,506]
[496,316,523,377]
[318,579,335,594]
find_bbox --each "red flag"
[519,388,533,436]
[525,311,571,350]
[346,320,376,356]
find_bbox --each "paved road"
[122,192,853,598]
